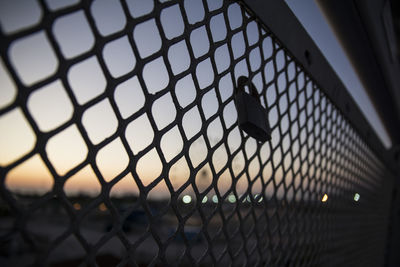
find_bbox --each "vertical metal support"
[386,182,400,266]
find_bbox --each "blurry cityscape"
[0,187,330,266]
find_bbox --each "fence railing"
[0,0,396,266]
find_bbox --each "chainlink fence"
[0,0,395,266]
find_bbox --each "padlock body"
[235,91,271,142]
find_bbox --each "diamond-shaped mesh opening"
[0,0,395,266]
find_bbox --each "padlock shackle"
[237,76,259,99]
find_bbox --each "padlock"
[235,76,271,142]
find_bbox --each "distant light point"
[202,196,208,203]
[99,203,107,211]
[182,195,192,204]
[246,195,251,202]
[354,193,360,202]
[212,195,218,203]
[73,202,81,210]
[228,194,236,203]
[321,193,328,203]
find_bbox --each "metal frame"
[243,0,400,174]
[317,0,400,149]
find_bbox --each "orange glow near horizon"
[0,0,301,200]
[2,114,298,200]
[5,154,53,194]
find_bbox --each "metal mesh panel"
[0,0,393,266]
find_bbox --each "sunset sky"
[0,0,388,199]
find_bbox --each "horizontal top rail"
[243,0,400,175]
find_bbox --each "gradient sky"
[0,0,381,199]
[0,0,256,198]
